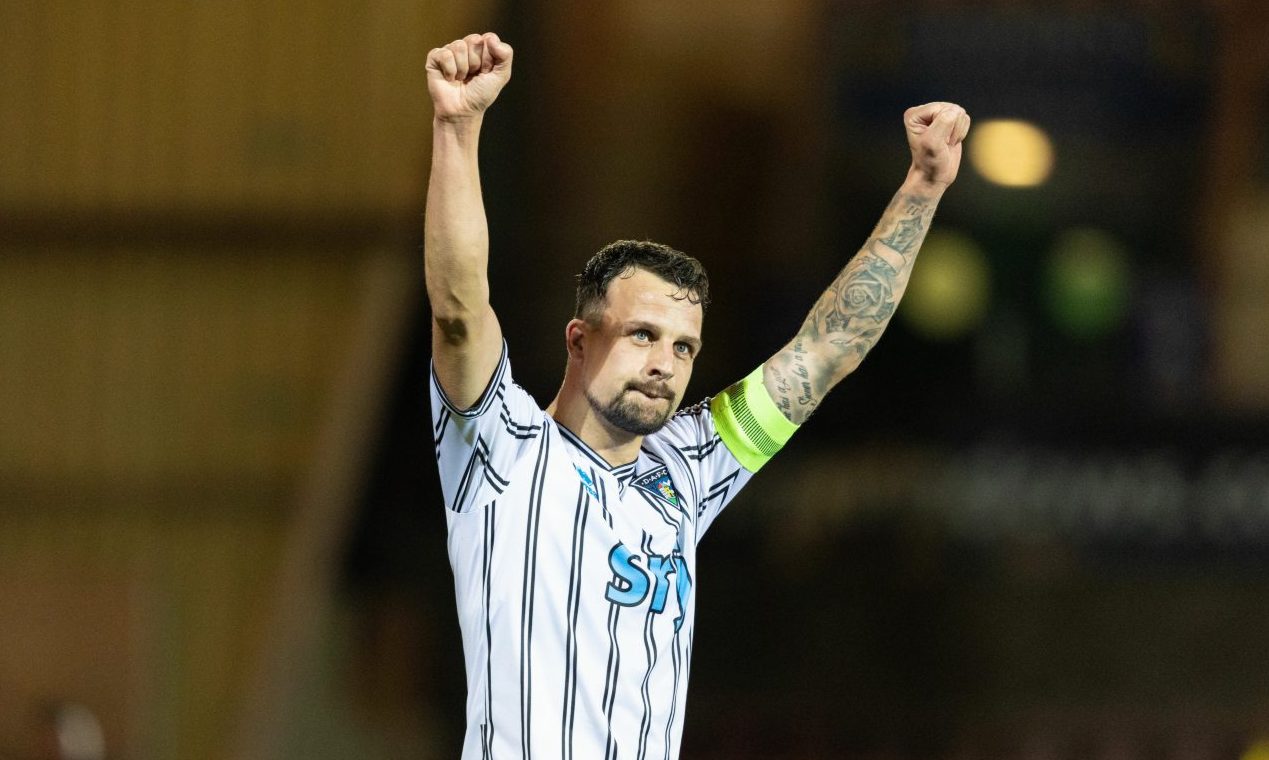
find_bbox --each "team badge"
[575,465,600,499]
[631,466,679,507]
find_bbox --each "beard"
[586,382,676,436]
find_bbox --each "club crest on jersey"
[631,466,679,507]
[575,465,600,499]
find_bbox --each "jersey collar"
[554,420,640,474]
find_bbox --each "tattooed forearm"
[770,364,794,416]
[877,195,933,254]
[765,340,824,422]
[765,188,940,424]
[819,192,935,352]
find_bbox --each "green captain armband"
[709,364,799,473]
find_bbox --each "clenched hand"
[904,102,971,188]
[427,33,514,123]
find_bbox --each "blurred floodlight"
[54,703,106,760]
[1241,739,1269,760]
[1044,227,1131,339]
[902,230,991,340]
[969,119,1055,187]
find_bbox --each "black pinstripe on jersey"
[594,465,614,528]
[497,388,544,439]
[699,469,742,520]
[434,408,451,446]
[481,501,496,759]
[636,532,658,760]
[663,625,684,760]
[519,432,551,759]
[602,599,621,760]
[562,479,590,760]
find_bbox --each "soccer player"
[426,32,969,760]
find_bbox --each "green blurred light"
[1044,228,1131,339]
[902,230,991,340]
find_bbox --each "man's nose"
[646,343,676,379]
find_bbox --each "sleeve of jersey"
[709,364,799,473]
[429,343,545,514]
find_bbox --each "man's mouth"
[628,385,671,400]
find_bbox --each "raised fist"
[904,102,971,187]
[427,33,513,122]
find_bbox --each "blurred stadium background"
[3,0,1269,758]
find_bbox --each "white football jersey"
[431,344,794,760]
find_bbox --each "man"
[426,32,969,760]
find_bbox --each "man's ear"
[564,318,587,360]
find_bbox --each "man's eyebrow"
[622,319,660,333]
[621,320,655,334]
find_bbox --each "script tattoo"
[769,364,794,417]
[766,190,937,424]
[789,339,819,410]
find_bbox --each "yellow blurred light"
[1241,739,1269,760]
[969,119,1055,187]
[902,230,992,340]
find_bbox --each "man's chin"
[609,402,673,435]
[587,389,676,436]
[632,394,677,422]
[615,412,670,436]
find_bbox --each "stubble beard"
[586,386,675,436]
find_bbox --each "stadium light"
[969,119,1055,187]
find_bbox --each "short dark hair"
[574,240,710,322]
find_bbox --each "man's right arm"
[425,33,513,410]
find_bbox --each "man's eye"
[674,343,691,355]
[633,329,650,341]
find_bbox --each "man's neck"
[547,390,645,468]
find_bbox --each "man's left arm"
[764,102,971,423]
